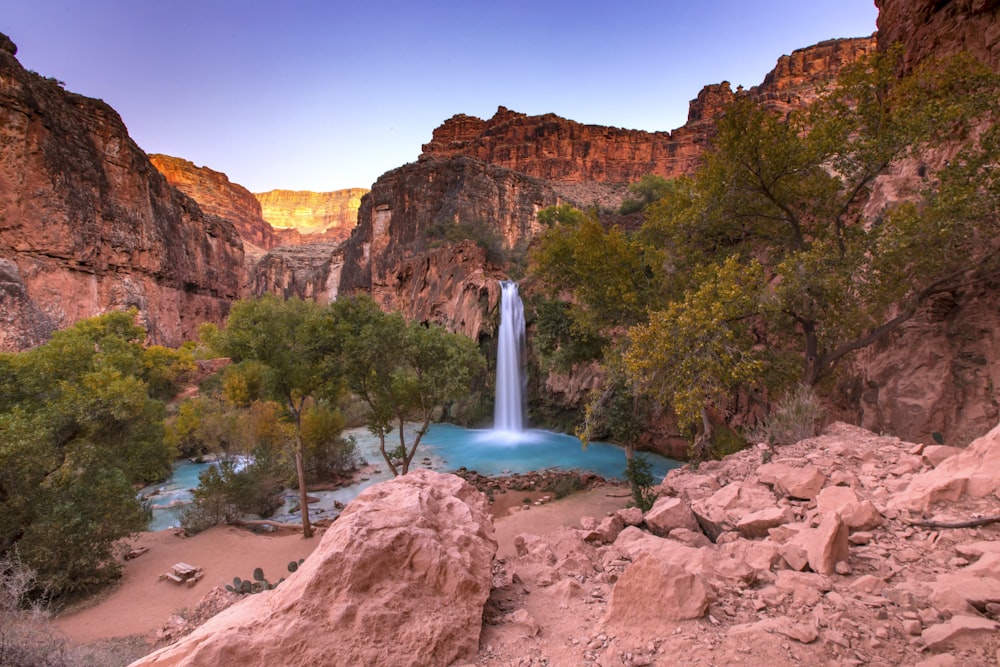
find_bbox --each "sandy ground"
[52,484,629,646]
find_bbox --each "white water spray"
[494,281,527,432]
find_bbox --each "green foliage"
[622,48,1000,440]
[206,295,346,537]
[142,344,197,401]
[300,403,359,481]
[532,298,607,372]
[426,217,507,265]
[619,174,671,214]
[623,455,657,512]
[330,294,487,475]
[529,205,663,331]
[0,312,172,599]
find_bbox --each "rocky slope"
[138,421,1000,666]
[255,188,366,244]
[0,34,243,351]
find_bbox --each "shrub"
[747,383,825,446]
[624,455,657,512]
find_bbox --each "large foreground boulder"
[130,470,497,667]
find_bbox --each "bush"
[0,553,77,667]
[624,455,657,512]
[426,218,506,265]
[748,384,825,446]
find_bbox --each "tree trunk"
[295,440,314,539]
[378,430,399,477]
[801,321,821,386]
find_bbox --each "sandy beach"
[52,484,629,645]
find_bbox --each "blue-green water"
[421,423,679,480]
[143,423,681,530]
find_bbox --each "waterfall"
[494,281,527,432]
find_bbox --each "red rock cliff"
[337,156,620,338]
[420,37,875,185]
[0,34,244,351]
[150,154,290,255]
[876,0,1000,72]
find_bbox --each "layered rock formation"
[255,188,366,244]
[876,0,1000,72]
[131,470,497,667]
[149,154,288,256]
[338,156,598,338]
[420,37,875,185]
[0,34,243,351]
[250,242,343,301]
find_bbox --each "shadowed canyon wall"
[0,34,243,351]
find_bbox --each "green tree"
[207,296,342,538]
[0,312,171,598]
[627,48,1000,439]
[332,294,486,475]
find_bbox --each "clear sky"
[1,1,878,193]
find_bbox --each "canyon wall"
[420,37,875,185]
[338,156,583,339]
[255,188,366,244]
[0,34,243,351]
[149,154,291,257]
[876,0,1000,72]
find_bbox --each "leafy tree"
[206,296,342,538]
[619,174,672,214]
[332,294,486,475]
[0,312,171,598]
[626,48,1000,440]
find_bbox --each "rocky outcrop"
[338,156,586,338]
[149,154,287,257]
[876,0,1000,73]
[255,188,366,244]
[250,242,343,301]
[479,421,1000,665]
[131,470,497,667]
[0,34,243,351]
[420,38,875,185]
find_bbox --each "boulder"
[894,422,1000,511]
[815,485,882,530]
[736,506,794,538]
[921,616,999,652]
[644,496,700,537]
[757,462,827,500]
[130,470,497,667]
[604,552,710,634]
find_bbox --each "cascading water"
[494,281,528,433]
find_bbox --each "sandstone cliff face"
[420,38,875,186]
[876,0,1000,72]
[255,188,366,244]
[338,156,574,338]
[0,35,243,351]
[250,242,343,302]
[149,154,286,256]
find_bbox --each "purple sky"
[1,1,878,193]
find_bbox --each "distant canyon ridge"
[1,0,999,449]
